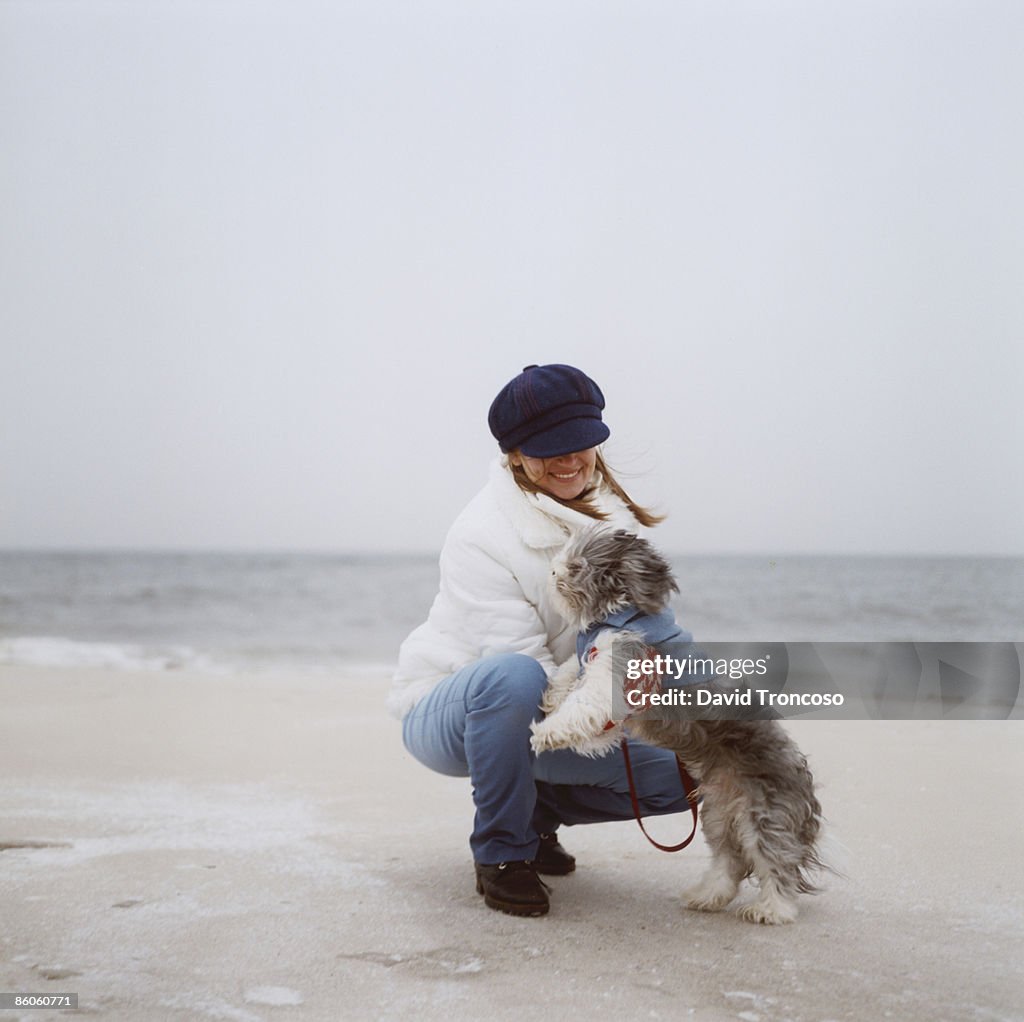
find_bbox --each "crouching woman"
[389,363,693,916]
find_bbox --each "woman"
[390,364,693,917]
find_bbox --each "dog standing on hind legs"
[530,526,830,925]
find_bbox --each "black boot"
[475,860,550,916]
[534,832,576,876]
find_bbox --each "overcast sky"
[2,1,1021,556]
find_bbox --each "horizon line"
[1,545,1021,561]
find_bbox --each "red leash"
[620,737,700,852]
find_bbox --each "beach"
[1,663,1021,1022]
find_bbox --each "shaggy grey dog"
[530,526,828,925]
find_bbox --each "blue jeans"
[401,652,693,864]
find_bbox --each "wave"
[0,635,397,676]
[0,636,225,673]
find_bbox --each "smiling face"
[510,447,598,501]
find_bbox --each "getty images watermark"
[610,642,1024,721]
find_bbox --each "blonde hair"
[507,449,665,528]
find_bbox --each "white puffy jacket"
[388,456,643,719]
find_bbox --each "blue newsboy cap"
[488,363,610,458]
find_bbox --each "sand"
[1,664,1021,1022]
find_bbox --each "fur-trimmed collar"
[488,456,636,550]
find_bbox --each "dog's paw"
[682,891,735,914]
[736,894,798,925]
[530,731,557,754]
[530,719,571,753]
[682,873,740,913]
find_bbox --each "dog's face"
[550,526,679,630]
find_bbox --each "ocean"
[0,551,1020,675]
